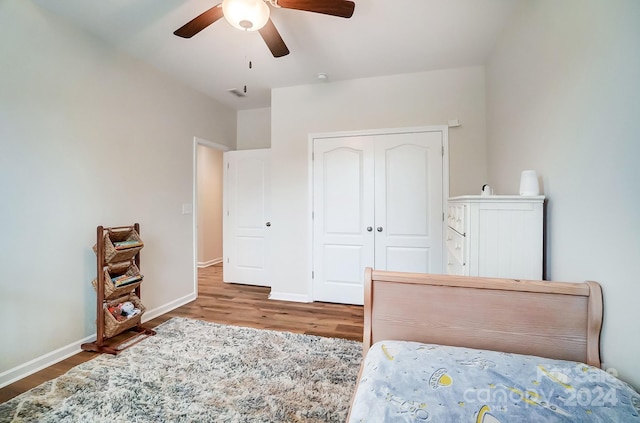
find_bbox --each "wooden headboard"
[363,268,603,367]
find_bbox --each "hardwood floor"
[0,264,364,403]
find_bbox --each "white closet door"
[374,131,443,274]
[312,137,374,305]
[223,149,271,286]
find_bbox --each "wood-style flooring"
[0,264,364,403]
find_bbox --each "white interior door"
[312,137,374,304]
[223,149,270,286]
[374,131,443,273]
[312,129,445,305]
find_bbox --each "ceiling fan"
[174,0,355,58]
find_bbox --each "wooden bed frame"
[363,268,603,367]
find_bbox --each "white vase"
[519,170,539,196]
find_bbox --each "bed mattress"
[349,341,640,422]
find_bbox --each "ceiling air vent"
[228,88,246,98]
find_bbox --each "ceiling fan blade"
[174,5,224,38]
[259,19,290,58]
[276,0,355,18]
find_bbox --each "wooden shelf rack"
[81,223,155,354]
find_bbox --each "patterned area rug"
[0,318,362,422]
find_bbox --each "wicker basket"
[92,262,143,301]
[103,293,146,339]
[93,227,144,264]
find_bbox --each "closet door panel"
[374,131,443,274]
[312,136,374,305]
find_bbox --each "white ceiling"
[34,0,524,110]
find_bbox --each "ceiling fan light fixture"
[222,0,270,31]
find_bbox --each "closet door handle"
[376,227,383,232]
[366,226,373,232]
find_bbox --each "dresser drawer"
[446,227,465,265]
[447,205,466,234]
[446,254,466,276]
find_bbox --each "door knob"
[377,227,383,232]
[366,226,373,232]
[266,222,271,227]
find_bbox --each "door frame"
[307,125,450,302]
[192,137,231,298]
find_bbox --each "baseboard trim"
[197,258,222,268]
[0,292,197,389]
[268,291,312,303]
[142,292,197,322]
[0,333,95,389]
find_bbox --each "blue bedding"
[349,341,640,422]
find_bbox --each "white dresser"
[446,195,545,279]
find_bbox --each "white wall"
[237,107,271,150]
[270,67,487,299]
[197,145,224,266]
[486,0,640,388]
[0,0,236,382]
